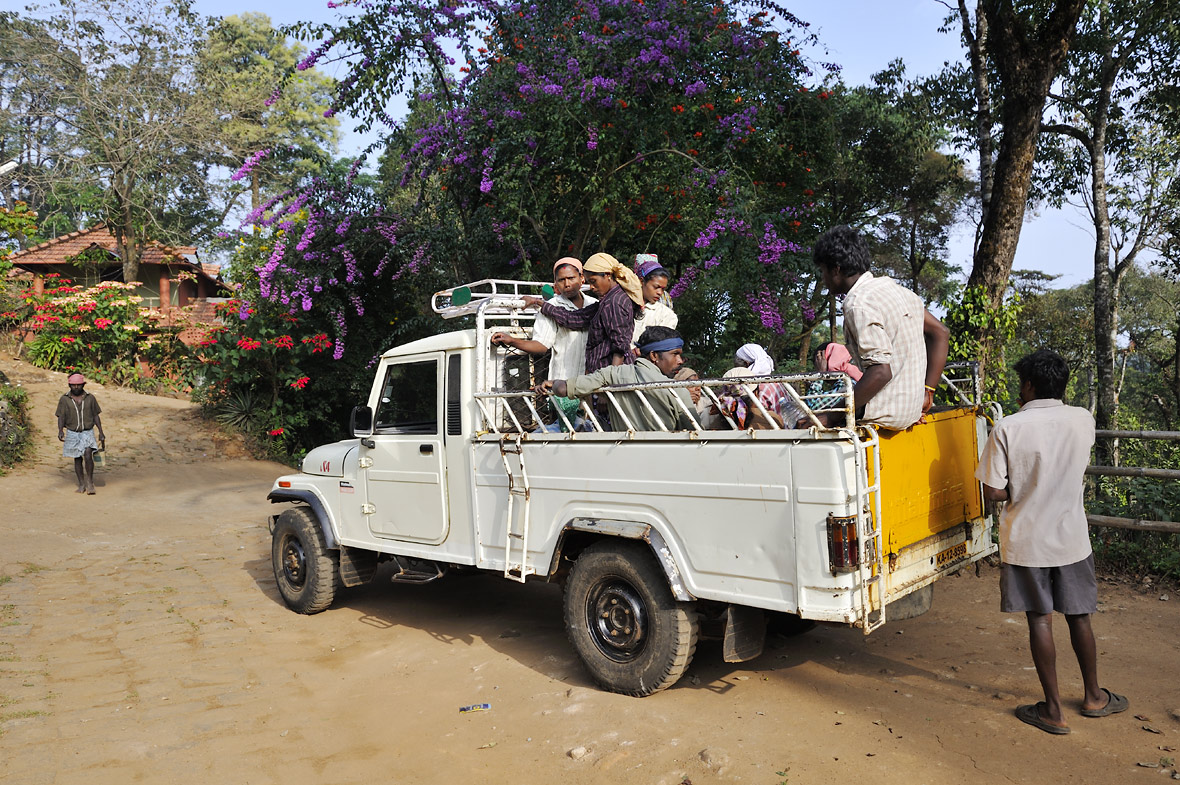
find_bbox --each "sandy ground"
[1,353,1179,785]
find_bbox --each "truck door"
[362,354,449,544]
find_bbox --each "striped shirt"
[541,283,639,373]
[842,272,926,430]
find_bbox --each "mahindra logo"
[321,460,331,473]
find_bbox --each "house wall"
[21,262,218,311]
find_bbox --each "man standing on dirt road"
[56,372,105,494]
[976,348,1128,735]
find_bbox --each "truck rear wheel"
[563,541,698,696]
[271,507,339,614]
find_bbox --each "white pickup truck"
[267,280,995,696]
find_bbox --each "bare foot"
[86,484,96,495]
[75,487,86,494]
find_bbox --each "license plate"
[936,541,968,568]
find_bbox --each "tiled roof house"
[7,225,229,345]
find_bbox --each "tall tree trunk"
[112,171,143,284]
[1091,139,1119,467]
[965,0,1086,384]
[957,0,994,243]
[1173,312,1180,427]
[908,215,919,291]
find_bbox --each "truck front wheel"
[563,541,698,696]
[271,507,339,614]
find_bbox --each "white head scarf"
[735,343,774,376]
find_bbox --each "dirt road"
[2,354,1178,785]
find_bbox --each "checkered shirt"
[842,272,927,430]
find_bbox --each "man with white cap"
[491,257,596,380]
[55,372,105,494]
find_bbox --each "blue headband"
[639,337,684,354]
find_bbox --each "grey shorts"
[1000,554,1098,615]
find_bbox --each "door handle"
[419,444,434,455]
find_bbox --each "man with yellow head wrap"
[535,252,643,372]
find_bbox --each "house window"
[374,360,438,434]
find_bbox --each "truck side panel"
[472,437,858,614]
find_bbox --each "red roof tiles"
[10,225,209,276]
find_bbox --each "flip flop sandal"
[1080,688,1129,717]
[1016,702,1071,735]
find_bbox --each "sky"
[9,0,1103,289]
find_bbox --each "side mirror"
[350,405,373,437]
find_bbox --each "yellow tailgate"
[871,409,984,554]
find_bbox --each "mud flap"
[722,605,765,663]
[884,583,934,621]
[338,545,379,587]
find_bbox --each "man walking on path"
[976,349,1128,734]
[55,372,105,494]
[811,225,949,430]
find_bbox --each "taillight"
[827,514,859,573]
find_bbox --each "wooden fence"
[1086,430,1180,534]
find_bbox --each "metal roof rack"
[431,278,551,320]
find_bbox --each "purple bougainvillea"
[239,0,833,359]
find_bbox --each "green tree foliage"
[0,202,39,328]
[942,283,1021,401]
[197,13,339,214]
[13,0,223,282]
[0,11,96,236]
[869,150,973,307]
[1035,0,1180,464]
[816,63,972,315]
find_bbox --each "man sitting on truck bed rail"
[975,348,1128,735]
[535,326,697,432]
[811,225,949,430]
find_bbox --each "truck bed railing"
[473,372,857,437]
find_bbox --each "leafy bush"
[1087,437,1180,582]
[187,295,328,463]
[0,384,31,471]
[21,274,188,385]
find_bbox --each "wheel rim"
[586,577,648,662]
[280,533,307,590]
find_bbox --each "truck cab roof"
[381,329,476,359]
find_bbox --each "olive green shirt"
[55,393,102,432]
[568,358,697,432]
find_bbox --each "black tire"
[563,541,698,697]
[271,507,339,614]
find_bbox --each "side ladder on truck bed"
[850,427,886,633]
[498,436,535,583]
